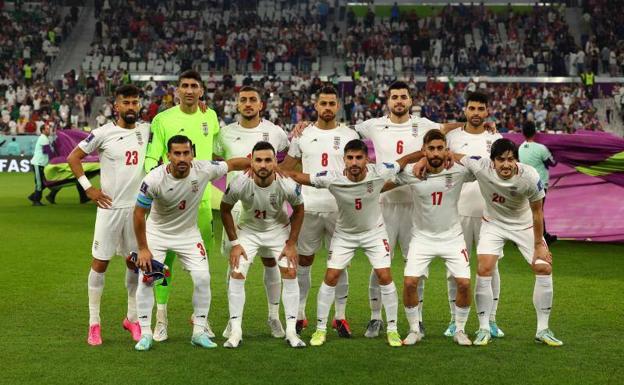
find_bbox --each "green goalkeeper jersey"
[145,105,220,210]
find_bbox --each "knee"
[299,254,314,266]
[91,258,108,273]
[262,258,277,267]
[230,271,246,280]
[376,270,393,286]
[281,267,296,279]
[477,259,496,276]
[403,277,418,291]
[455,278,470,293]
[324,270,341,286]
[192,270,211,287]
[532,262,552,275]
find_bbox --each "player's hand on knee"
[138,248,153,272]
[230,245,247,269]
[290,120,311,138]
[411,158,428,179]
[86,187,112,209]
[532,243,552,265]
[280,242,298,269]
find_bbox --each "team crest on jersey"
[135,131,144,145]
[262,132,270,142]
[202,122,209,136]
[366,181,374,193]
[191,180,199,193]
[486,140,493,153]
[411,121,419,137]
[445,174,454,189]
[269,193,278,208]
[333,136,341,150]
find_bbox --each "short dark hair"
[178,70,203,85]
[490,138,518,161]
[167,135,193,152]
[388,81,411,97]
[344,139,368,155]
[239,85,261,97]
[423,129,446,145]
[465,91,489,106]
[115,84,140,98]
[252,141,275,155]
[522,120,537,139]
[317,85,338,99]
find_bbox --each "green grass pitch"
[1,173,622,385]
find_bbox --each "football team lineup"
[71,71,564,351]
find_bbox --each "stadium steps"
[593,98,624,137]
[47,0,96,80]
[88,96,108,129]
[564,6,583,46]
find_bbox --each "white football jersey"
[214,119,289,182]
[310,162,400,234]
[355,115,441,203]
[78,122,150,209]
[222,174,303,233]
[461,156,545,230]
[446,128,502,217]
[288,124,359,212]
[396,164,475,239]
[138,160,228,234]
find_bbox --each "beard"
[121,111,137,124]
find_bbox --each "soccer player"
[283,139,408,347]
[221,141,306,348]
[444,91,504,338]
[354,81,462,338]
[458,139,563,347]
[133,135,249,351]
[280,85,359,337]
[519,121,557,245]
[67,84,149,345]
[214,86,291,339]
[144,70,220,341]
[392,129,475,346]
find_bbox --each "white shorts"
[460,215,482,255]
[147,228,209,271]
[92,207,137,260]
[381,202,413,258]
[477,220,545,264]
[327,225,392,270]
[297,211,337,256]
[221,204,269,259]
[233,226,291,276]
[405,235,470,279]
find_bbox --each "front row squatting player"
[447,138,563,346]
[284,139,410,347]
[444,91,504,339]
[388,129,475,346]
[133,135,249,351]
[67,84,150,345]
[143,70,221,341]
[214,86,291,339]
[221,141,306,349]
[280,85,360,337]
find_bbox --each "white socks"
[454,305,470,333]
[334,270,349,320]
[447,276,457,322]
[297,264,311,320]
[125,268,138,323]
[136,272,155,336]
[282,278,299,334]
[417,279,425,322]
[491,262,501,322]
[475,275,493,330]
[228,278,246,334]
[368,270,382,320]
[264,265,281,320]
[533,274,553,333]
[88,269,105,326]
[190,270,211,336]
[380,282,399,332]
[404,306,420,333]
[316,282,335,331]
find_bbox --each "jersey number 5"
[354,198,362,210]
[125,150,138,165]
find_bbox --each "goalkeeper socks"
[475,275,493,330]
[316,282,335,331]
[281,278,299,334]
[125,268,138,323]
[190,270,211,335]
[263,264,281,320]
[156,304,167,324]
[454,305,470,333]
[368,270,382,320]
[296,264,311,320]
[447,276,457,322]
[380,281,398,332]
[404,306,420,333]
[417,279,425,322]
[228,278,246,334]
[334,269,349,320]
[136,272,154,336]
[88,268,105,326]
[490,262,501,322]
[533,274,553,332]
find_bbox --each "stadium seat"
[275,62,283,73]
[129,62,137,72]
[138,61,146,72]
[311,61,320,72]
[119,61,128,70]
